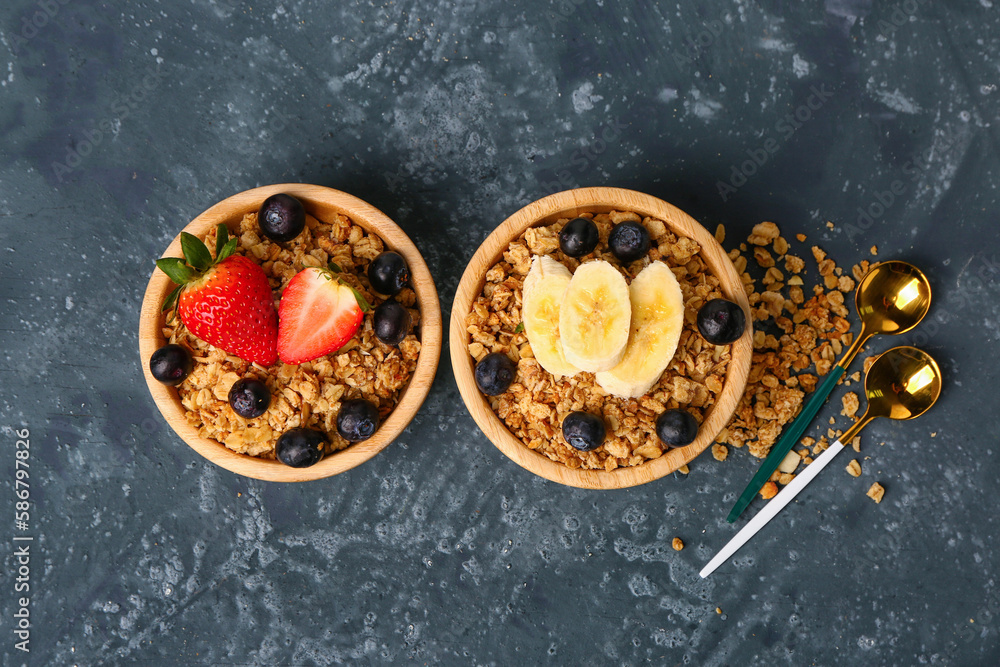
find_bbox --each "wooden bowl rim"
[449,187,753,489]
[139,184,442,482]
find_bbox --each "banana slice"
[522,256,581,378]
[558,260,631,372]
[596,261,685,398]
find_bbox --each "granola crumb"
[851,436,861,452]
[760,481,778,500]
[870,245,878,256]
[796,233,807,242]
[716,607,722,614]
[672,537,684,551]
[841,392,860,419]
[867,481,885,503]
[712,443,729,461]
[846,459,862,477]
[715,224,726,243]
[826,221,835,229]
[678,464,690,475]
[748,221,780,246]
[773,236,789,256]
[863,355,877,374]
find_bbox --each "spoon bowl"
[855,260,932,336]
[860,346,942,423]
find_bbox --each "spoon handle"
[727,365,846,522]
[701,439,847,578]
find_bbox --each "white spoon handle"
[700,439,846,578]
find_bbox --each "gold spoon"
[703,346,942,577]
[727,261,933,522]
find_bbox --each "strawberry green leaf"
[155,257,194,284]
[215,224,229,259]
[514,322,524,334]
[342,282,371,312]
[327,262,342,273]
[161,284,183,313]
[216,237,238,262]
[180,232,212,271]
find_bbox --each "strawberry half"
[156,224,278,366]
[278,266,368,365]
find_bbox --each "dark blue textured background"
[2,0,999,664]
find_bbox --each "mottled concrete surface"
[2,0,999,665]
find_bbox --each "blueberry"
[474,352,517,396]
[561,411,606,452]
[559,217,599,258]
[655,409,699,448]
[258,193,306,243]
[275,427,326,467]
[337,399,380,442]
[368,251,410,296]
[149,344,192,386]
[696,298,746,345]
[228,378,271,418]
[374,299,412,346]
[608,221,650,263]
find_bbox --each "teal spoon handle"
[726,365,846,522]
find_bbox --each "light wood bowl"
[450,187,753,489]
[139,184,442,482]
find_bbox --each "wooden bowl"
[450,187,752,489]
[139,184,442,482]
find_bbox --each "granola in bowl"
[466,210,733,471]
[162,209,421,459]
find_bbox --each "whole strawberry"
[156,224,278,366]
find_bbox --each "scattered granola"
[717,223,857,461]
[672,537,684,551]
[846,459,862,477]
[467,211,733,471]
[760,481,779,499]
[164,211,421,458]
[867,481,885,503]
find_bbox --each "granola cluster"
[163,211,421,458]
[466,211,733,471]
